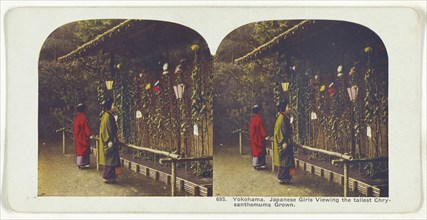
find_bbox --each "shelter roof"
[234,20,385,66]
[58,19,207,62]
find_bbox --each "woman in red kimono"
[73,103,92,169]
[249,105,267,169]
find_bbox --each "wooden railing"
[93,137,211,196]
[159,156,213,196]
[262,135,386,197]
[232,129,244,155]
[55,127,73,154]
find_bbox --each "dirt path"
[38,140,189,196]
[213,143,346,197]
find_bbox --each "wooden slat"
[120,158,212,196]
[296,158,386,197]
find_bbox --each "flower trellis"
[276,45,387,161]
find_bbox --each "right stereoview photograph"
[213,20,388,197]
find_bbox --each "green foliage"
[363,161,388,179]
[190,161,213,177]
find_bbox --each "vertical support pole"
[343,162,348,197]
[195,136,199,175]
[177,99,181,155]
[350,103,356,158]
[171,161,176,196]
[96,138,99,170]
[239,130,242,155]
[62,129,66,154]
[271,140,275,171]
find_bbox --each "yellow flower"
[191,44,199,51]
[364,47,373,53]
[320,85,325,92]
[145,83,151,90]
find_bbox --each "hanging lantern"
[366,125,372,138]
[281,82,289,92]
[136,110,142,119]
[347,85,359,102]
[191,44,200,51]
[193,124,199,136]
[311,112,317,120]
[153,80,160,93]
[173,83,185,99]
[163,63,169,71]
[163,63,169,75]
[337,65,343,77]
[327,82,335,96]
[290,116,294,124]
[105,80,114,90]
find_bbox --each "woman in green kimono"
[99,99,121,183]
[273,99,295,184]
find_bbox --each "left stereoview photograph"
[38,19,213,197]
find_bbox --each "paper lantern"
[105,80,114,90]
[136,110,142,119]
[281,82,289,92]
[311,112,317,120]
[367,126,372,138]
[327,87,335,96]
[337,65,343,77]
[193,124,199,136]
[173,84,185,99]
[347,86,359,102]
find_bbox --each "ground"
[213,142,348,196]
[38,139,189,196]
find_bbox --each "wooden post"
[96,139,99,170]
[271,141,275,171]
[62,129,66,154]
[343,162,348,197]
[239,131,242,155]
[171,161,176,196]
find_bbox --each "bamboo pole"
[343,162,348,197]
[120,142,181,159]
[239,131,243,155]
[56,128,66,154]
[171,161,176,196]
[295,144,352,160]
[160,156,213,163]
[96,138,100,170]
[271,141,275,171]
[62,129,66,154]
[332,157,388,164]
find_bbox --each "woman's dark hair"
[252,105,260,114]
[103,99,114,111]
[277,99,289,113]
[76,103,86,113]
